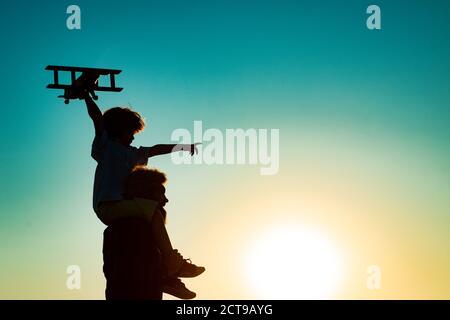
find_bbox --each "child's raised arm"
[143,143,200,158]
[84,95,103,137]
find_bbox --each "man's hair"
[103,107,145,138]
[123,166,167,199]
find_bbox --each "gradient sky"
[0,0,449,299]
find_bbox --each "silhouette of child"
[124,166,198,299]
[83,95,205,293]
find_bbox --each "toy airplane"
[45,65,123,104]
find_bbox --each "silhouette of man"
[103,218,164,300]
[102,166,199,299]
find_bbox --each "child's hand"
[78,89,90,100]
[187,143,201,156]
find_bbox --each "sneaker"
[166,249,205,278]
[177,258,206,278]
[163,277,196,299]
[165,249,185,276]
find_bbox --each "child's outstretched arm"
[144,143,200,158]
[83,95,103,136]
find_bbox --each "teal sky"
[0,0,449,299]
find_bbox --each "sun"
[243,224,343,299]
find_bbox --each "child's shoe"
[177,258,205,278]
[163,277,196,299]
[166,249,205,278]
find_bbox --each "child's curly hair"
[123,166,167,199]
[103,107,145,138]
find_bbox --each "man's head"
[124,166,168,207]
[103,107,145,146]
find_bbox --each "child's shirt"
[91,130,148,210]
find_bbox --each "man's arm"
[144,143,200,158]
[84,95,103,136]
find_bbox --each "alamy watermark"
[66,5,81,30]
[366,265,382,290]
[366,5,381,30]
[65,5,380,31]
[66,265,81,290]
[171,121,280,175]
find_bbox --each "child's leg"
[97,199,205,278]
[150,209,205,278]
[97,199,174,253]
[96,198,159,225]
[150,208,174,255]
